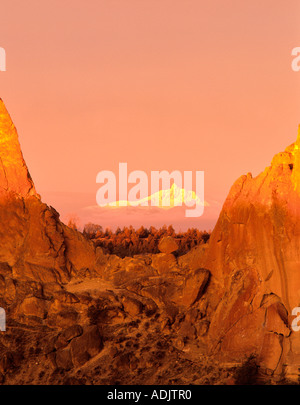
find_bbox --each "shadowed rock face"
[200,126,300,376]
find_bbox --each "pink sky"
[0,0,299,230]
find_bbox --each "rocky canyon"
[0,98,300,384]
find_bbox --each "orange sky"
[0,0,299,230]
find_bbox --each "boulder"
[55,347,73,370]
[158,236,178,254]
[70,325,103,367]
[151,253,177,274]
[122,296,143,317]
[172,268,210,308]
[19,297,48,318]
[55,325,83,349]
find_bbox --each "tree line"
[80,223,210,258]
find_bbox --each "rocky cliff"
[200,127,300,379]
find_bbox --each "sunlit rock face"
[0,99,36,198]
[200,126,300,375]
[0,99,99,282]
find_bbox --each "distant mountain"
[110,182,209,208]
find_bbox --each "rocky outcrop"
[197,126,300,377]
[0,99,103,285]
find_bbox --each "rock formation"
[0,100,36,197]
[198,126,300,379]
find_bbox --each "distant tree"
[85,223,210,258]
[83,223,103,238]
[66,214,80,231]
[149,226,157,236]
[167,225,175,236]
[137,226,149,238]
[202,231,210,243]
[104,228,112,237]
